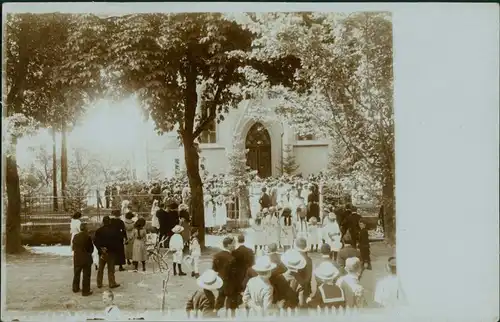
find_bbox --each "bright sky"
[16,97,158,170]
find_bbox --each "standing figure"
[358,221,372,270]
[279,207,294,251]
[212,237,238,311]
[267,207,280,247]
[289,185,301,222]
[215,193,227,232]
[189,228,201,278]
[204,193,215,233]
[111,185,119,209]
[70,212,83,250]
[104,186,111,209]
[110,210,127,272]
[182,186,191,207]
[306,184,320,222]
[253,209,266,254]
[151,200,160,233]
[322,212,342,261]
[242,256,276,312]
[72,222,94,296]
[96,189,104,209]
[94,216,121,290]
[307,217,321,253]
[259,187,271,211]
[294,237,313,306]
[169,225,187,276]
[131,218,148,272]
[120,200,131,219]
[123,212,135,266]
[293,206,309,247]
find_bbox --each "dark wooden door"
[245,123,272,178]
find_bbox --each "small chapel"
[141,98,333,180]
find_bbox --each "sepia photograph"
[2,3,498,322]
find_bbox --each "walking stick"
[161,269,171,314]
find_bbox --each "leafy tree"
[104,13,300,246]
[234,12,396,244]
[277,144,300,175]
[3,13,108,253]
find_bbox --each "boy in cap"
[169,225,187,276]
[242,256,276,312]
[186,269,222,318]
[307,262,345,309]
[277,249,306,308]
[358,221,372,270]
[294,237,313,306]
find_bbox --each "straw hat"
[308,217,318,225]
[262,208,269,214]
[171,225,184,234]
[314,262,340,281]
[252,256,277,273]
[196,270,223,290]
[345,257,362,274]
[280,249,306,271]
[328,212,336,220]
[294,237,308,252]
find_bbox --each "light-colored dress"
[250,185,261,218]
[290,189,301,221]
[294,219,309,245]
[307,222,321,246]
[215,195,227,226]
[269,214,280,245]
[70,218,81,249]
[279,216,294,247]
[124,219,135,260]
[253,219,265,247]
[169,233,184,263]
[204,195,215,228]
[132,228,147,262]
[151,204,160,230]
[322,218,342,252]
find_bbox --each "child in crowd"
[185,269,221,318]
[242,256,276,312]
[132,218,147,272]
[253,209,266,253]
[307,217,321,252]
[358,221,372,270]
[279,249,306,309]
[294,206,308,244]
[189,228,201,278]
[102,290,121,321]
[307,262,345,309]
[279,207,294,251]
[170,225,187,276]
[322,212,342,261]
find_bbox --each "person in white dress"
[253,208,267,253]
[307,217,321,252]
[322,212,342,261]
[169,225,187,276]
[203,192,215,231]
[214,193,227,230]
[267,207,280,246]
[250,183,262,218]
[151,199,160,233]
[293,206,309,248]
[289,186,301,222]
[70,212,82,250]
[120,200,131,220]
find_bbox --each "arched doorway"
[245,122,272,178]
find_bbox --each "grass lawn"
[4,238,394,319]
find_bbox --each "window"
[199,120,217,144]
[297,133,315,141]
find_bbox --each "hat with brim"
[314,262,339,281]
[262,208,269,214]
[196,270,223,290]
[294,237,308,252]
[252,256,277,273]
[308,217,318,224]
[281,250,306,270]
[172,225,184,234]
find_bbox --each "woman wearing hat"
[242,256,276,312]
[186,269,222,318]
[307,262,345,309]
[169,225,187,276]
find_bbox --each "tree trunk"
[382,171,396,245]
[61,123,68,211]
[52,128,58,211]
[5,154,24,254]
[183,140,206,248]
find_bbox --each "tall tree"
[105,13,300,246]
[3,13,109,253]
[234,12,396,244]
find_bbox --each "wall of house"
[293,144,330,177]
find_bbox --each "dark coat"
[307,192,320,220]
[259,193,271,210]
[269,253,287,276]
[186,289,216,317]
[337,245,361,270]
[212,250,235,294]
[358,228,370,248]
[297,252,313,296]
[231,245,255,292]
[72,231,94,267]
[275,271,302,308]
[157,208,179,236]
[110,217,126,265]
[94,225,121,255]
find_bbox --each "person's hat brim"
[252,262,277,272]
[196,275,223,290]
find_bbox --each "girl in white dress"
[250,183,261,218]
[279,207,294,251]
[289,186,301,222]
[322,212,342,260]
[253,208,266,253]
[307,217,321,252]
[203,192,215,231]
[267,207,280,246]
[214,193,227,229]
[70,212,82,250]
[151,199,160,233]
[120,200,131,220]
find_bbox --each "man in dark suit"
[337,233,361,275]
[72,222,94,296]
[157,200,180,247]
[94,216,121,289]
[231,234,255,297]
[259,187,271,211]
[212,236,237,311]
[110,210,127,271]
